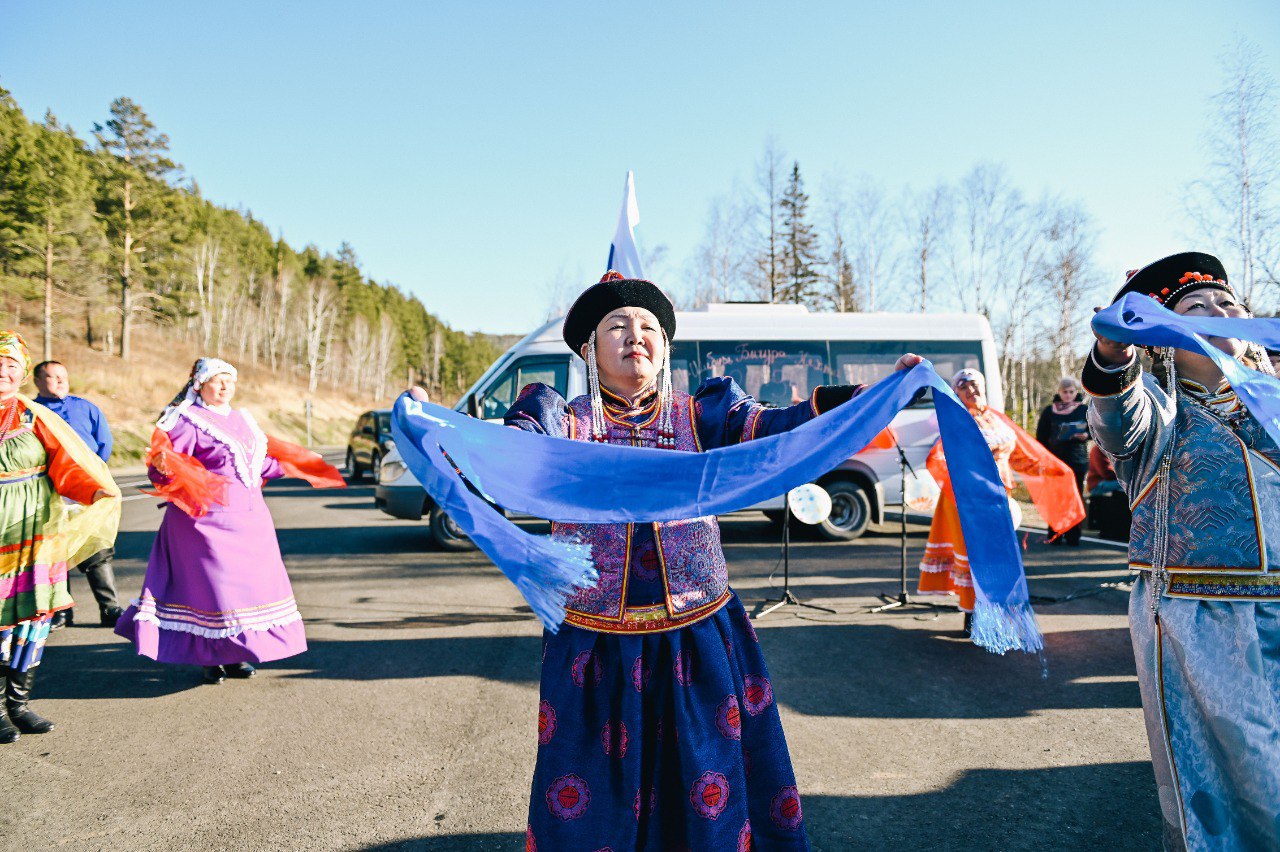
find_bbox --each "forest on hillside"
[0,89,499,404]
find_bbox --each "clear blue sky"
[3,1,1278,333]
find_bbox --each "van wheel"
[370,452,382,482]
[816,480,872,541]
[430,506,476,551]
[346,448,364,482]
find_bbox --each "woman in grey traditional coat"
[1085,251,1280,850]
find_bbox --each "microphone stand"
[870,436,952,614]
[755,494,836,620]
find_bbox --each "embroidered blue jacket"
[505,378,860,630]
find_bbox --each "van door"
[474,356,573,421]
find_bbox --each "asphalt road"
[3,474,1159,851]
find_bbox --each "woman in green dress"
[0,331,118,744]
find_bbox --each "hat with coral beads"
[1111,252,1233,309]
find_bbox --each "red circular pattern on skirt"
[546,774,591,821]
[571,650,604,688]
[673,650,694,685]
[715,694,742,740]
[689,770,730,819]
[633,785,656,821]
[601,719,629,758]
[743,674,774,716]
[770,785,803,830]
[630,655,651,692]
[537,700,557,745]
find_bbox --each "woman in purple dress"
[115,358,308,684]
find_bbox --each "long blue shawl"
[392,362,1040,653]
[1093,294,1280,448]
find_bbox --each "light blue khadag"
[392,361,1042,653]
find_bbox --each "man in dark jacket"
[33,361,122,627]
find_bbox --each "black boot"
[0,701,19,744]
[6,668,54,734]
[49,609,72,630]
[81,553,123,627]
[203,666,225,685]
[962,612,973,637]
[224,662,256,679]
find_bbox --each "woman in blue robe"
[508,272,919,850]
[1087,252,1280,850]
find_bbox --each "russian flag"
[606,170,644,279]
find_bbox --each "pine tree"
[777,162,822,305]
[93,97,180,359]
[0,114,104,359]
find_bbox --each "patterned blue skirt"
[526,593,809,851]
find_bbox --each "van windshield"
[699,341,832,407]
[480,358,571,419]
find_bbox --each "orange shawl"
[145,429,345,517]
[925,408,1085,535]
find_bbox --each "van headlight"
[379,459,408,484]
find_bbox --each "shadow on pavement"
[39,641,201,700]
[352,763,1159,851]
[360,835,522,851]
[804,761,1159,850]
[281,634,543,684]
[764,622,1140,720]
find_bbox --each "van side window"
[830,341,982,407]
[480,358,571,419]
[699,341,831,407]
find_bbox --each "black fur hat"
[1111,251,1232,308]
[563,271,677,355]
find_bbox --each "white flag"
[606,170,644,279]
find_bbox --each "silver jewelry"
[585,331,607,442]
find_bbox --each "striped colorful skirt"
[0,430,74,670]
[916,486,975,612]
[0,615,53,673]
[526,593,809,851]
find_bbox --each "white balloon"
[787,483,833,525]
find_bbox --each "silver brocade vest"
[1127,394,1280,576]
[552,390,731,631]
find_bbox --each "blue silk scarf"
[1094,294,1280,448]
[392,361,1040,653]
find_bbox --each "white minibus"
[376,303,1001,550]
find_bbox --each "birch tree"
[373,313,398,401]
[1186,40,1279,306]
[903,183,952,312]
[303,278,336,393]
[752,140,787,302]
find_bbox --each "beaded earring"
[585,331,607,442]
[656,330,676,449]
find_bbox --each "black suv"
[346,409,393,481]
